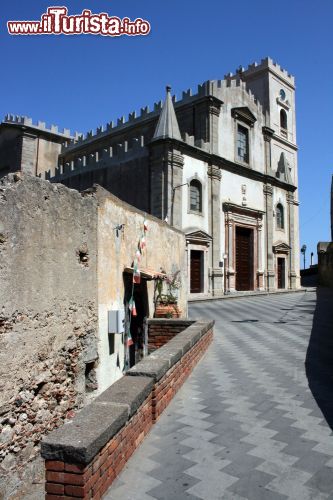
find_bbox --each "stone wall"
[0,174,188,498]
[0,173,99,499]
[41,320,214,499]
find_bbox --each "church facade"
[0,57,301,296]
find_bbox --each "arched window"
[280,109,287,130]
[276,203,284,229]
[189,179,202,212]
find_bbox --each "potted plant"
[154,270,181,318]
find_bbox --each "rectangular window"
[237,125,249,163]
[189,181,202,212]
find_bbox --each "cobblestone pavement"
[105,289,333,500]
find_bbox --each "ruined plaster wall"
[0,174,98,499]
[95,187,188,392]
[36,137,63,178]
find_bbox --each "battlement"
[210,78,263,112]
[224,57,295,86]
[10,58,282,159]
[45,135,147,181]
[3,114,81,140]
[61,87,204,152]
[62,74,265,153]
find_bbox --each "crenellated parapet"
[224,57,295,87]
[210,78,263,115]
[45,135,147,181]
[3,114,81,140]
[59,70,268,156]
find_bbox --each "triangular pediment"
[185,229,212,243]
[231,107,257,127]
[273,241,291,253]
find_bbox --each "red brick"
[64,472,87,486]
[46,472,65,484]
[46,471,86,486]
[108,438,119,455]
[46,483,65,495]
[46,460,65,471]
[98,455,111,476]
[92,474,105,496]
[86,468,100,490]
[65,484,86,497]
[45,495,65,500]
[65,463,90,474]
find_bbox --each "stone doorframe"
[273,241,291,289]
[185,230,212,297]
[223,203,265,293]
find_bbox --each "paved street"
[105,289,333,500]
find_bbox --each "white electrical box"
[108,309,125,334]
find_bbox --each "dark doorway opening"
[236,226,253,291]
[277,257,286,289]
[123,274,149,369]
[190,250,203,293]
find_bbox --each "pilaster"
[207,165,223,295]
[263,184,275,290]
[257,219,265,290]
[226,215,236,292]
[21,132,37,175]
[287,192,297,289]
[149,141,184,226]
[262,126,274,175]
[194,97,222,153]
[170,150,185,229]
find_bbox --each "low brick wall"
[41,320,214,499]
[147,318,194,351]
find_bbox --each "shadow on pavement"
[305,287,333,430]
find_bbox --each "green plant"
[155,270,181,305]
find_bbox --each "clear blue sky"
[1,0,332,266]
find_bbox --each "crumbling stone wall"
[0,174,98,499]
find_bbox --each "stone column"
[257,219,265,290]
[207,165,223,295]
[287,192,297,289]
[226,215,236,292]
[263,184,275,290]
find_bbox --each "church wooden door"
[190,250,203,293]
[236,227,253,291]
[277,258,285,289]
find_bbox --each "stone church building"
[0,57,300,296]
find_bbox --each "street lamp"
[301,244,307,270]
